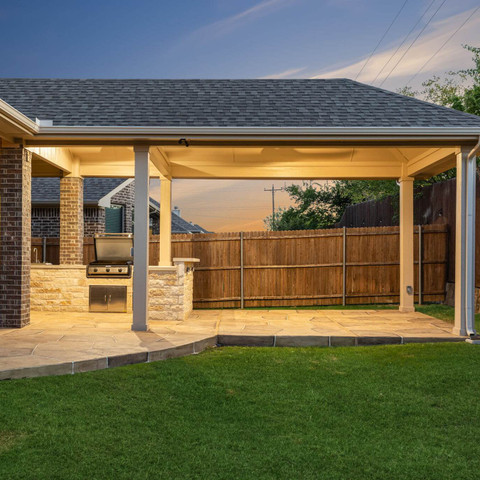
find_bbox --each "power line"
[371,0,436,85]
[355,0,409,81]
[379,0,448,87]
[406,6,480,86]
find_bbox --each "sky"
[1,0,479,231]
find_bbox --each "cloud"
[312,7,480,90]
[260,66,307,78]
[181,0,295,44]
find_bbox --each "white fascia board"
[98,178,134,208]
[36,125,480,136]
[0,99,39,135]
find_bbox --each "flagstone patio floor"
[0,309,464,380]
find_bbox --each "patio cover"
[0,78,479,333]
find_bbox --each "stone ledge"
[0,332,467,380]
[31,264,85,270]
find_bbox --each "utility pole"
[264,183,283,229]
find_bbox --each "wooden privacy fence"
[32,224,448,308]
[171,225,448,308]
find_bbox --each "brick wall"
[84,207,105,236]
[32,206,60,237]
[60,177,84,264]
[0,147,31,327]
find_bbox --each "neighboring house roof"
[0,79,479,128]
[149,198,208,234]
[31,177,127,205]
[31,177,209,233]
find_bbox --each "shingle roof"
[32,177,126,204]
[1,78,479,128]
[149,199,208,233]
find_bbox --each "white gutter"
[466,136,480,336]
[0,98,38,135]
[467,136,480,160]
[36,125,480,137]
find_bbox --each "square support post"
[399,177,415,313]
[159,177,172,266]
[455,147,476,336]
[465,151,477,335]
[454,150,467,335]
[132,145,150,332]
[0,147,31,327]
[60,176,84,264]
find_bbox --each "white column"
[399,177,415,313]
[465,151,476,335]
[454,150,467,335]
[132,145,150,332]
[159,177,172,266]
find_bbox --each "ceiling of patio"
[29,144,458,180]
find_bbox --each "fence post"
[418,225,423,305]
[240,231,244,309]
[342,226,347,306]
[42,237,47,263]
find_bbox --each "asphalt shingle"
[1,78,479,128]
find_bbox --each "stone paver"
[0,309,464,379]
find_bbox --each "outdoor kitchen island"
[30,258,199,321]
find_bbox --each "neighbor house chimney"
[172,206,181,217]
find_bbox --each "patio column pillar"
[159,176,172,266]
[465,148,476,335]
[132,145,150,332]
[60,174,84,265]
[454,147,475,336]
[399,177,415,313]
[0,146,31,328]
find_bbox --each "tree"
[264,180,398,230]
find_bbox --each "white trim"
[98,178,134,208]
[0,98,39,134]
[35,125,480,138]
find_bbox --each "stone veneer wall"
[31,260,198,321]
[60,177,84,264]
[0,147,32,327]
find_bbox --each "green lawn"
[2,343,480,479]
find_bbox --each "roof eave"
[0,99,39,136]
[26,125,480,147]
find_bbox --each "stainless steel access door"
[89,286,127,313]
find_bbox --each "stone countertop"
[31,264,180,272]
[173,258,200,263]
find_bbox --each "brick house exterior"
[31,177,207,238]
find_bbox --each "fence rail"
[32,224,448,309]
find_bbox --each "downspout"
[466,137,480,336]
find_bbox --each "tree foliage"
[265,44,480,231]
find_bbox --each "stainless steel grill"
[86,233,133,278]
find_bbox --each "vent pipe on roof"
[173,206,181,217]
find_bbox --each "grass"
[2,344,480,479]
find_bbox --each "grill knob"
[93,268,98,272]
[106,268,110,272]
[118,268,122,272]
